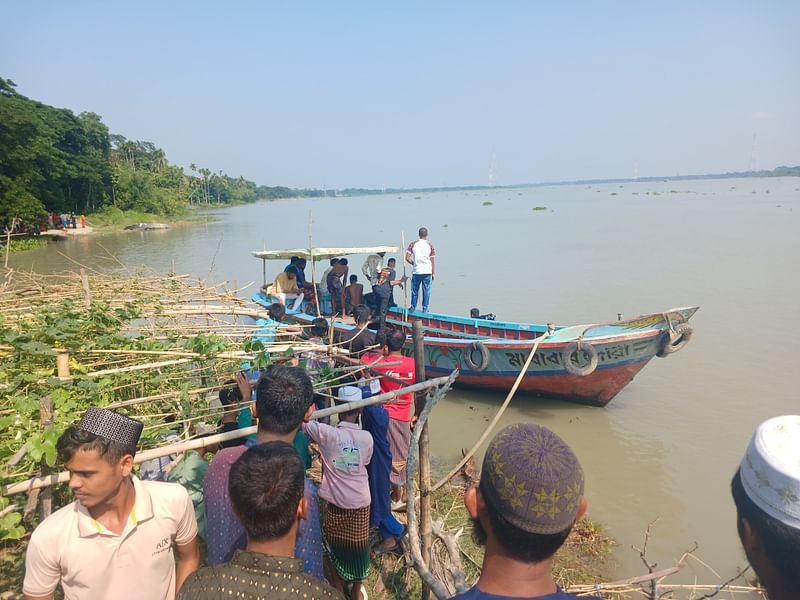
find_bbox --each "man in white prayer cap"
[23,408,199,600]
[731,415,800,600]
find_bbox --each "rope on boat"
[430,329,552,492]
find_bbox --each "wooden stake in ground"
[413,319,433,600]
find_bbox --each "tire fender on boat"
[463,341,491,371]
[562,341,599,376]
[656,323,693,357]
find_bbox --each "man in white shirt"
[23,408,199,600]
[405,227,436,313]
[361,251,386,285]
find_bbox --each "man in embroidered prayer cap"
[451,423,600,600]
[731,415,800,600]
[23,408,200,600]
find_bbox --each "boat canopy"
[252,246,400,261]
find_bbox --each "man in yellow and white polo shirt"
[23,408,200,600]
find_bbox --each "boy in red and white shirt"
[363,329,416,505]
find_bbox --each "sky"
[1,2,799,189]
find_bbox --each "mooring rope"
[430,329,552,492]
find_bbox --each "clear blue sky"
[1,1,798,188]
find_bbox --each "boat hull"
[250,293,696,406]
[421,338,658,406]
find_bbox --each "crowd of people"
[261,226,437,325]
[47,212,85,230]
[20,374,800,600]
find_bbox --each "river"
[9,176,800,587]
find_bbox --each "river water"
[10,177,800,587]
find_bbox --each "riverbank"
[86,206,216,230]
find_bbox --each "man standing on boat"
[361,251,386,286]
[405,227,436,313]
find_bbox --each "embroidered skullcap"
[480,423,584,534]
[78,408,143,449]
[337,386,362,403]
[739,415,800,529]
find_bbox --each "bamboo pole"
[401,230,408,322]
[413,319,433,600]
[1,374,456,497]
[39,397,54,520]
[56,350,71,380]
[404,370,460,600]
[80,268,91,307]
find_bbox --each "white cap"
[337,386,362,403]
[739,415,800,528]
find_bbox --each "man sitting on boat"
[272,267,305,311]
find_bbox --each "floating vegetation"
[532,206,547,211]
[442,224,449,228]
[670,190,679,193]
[414,196,422,199]
[1,237,48,254]
[482,201,493,206]
[610,192,617,196]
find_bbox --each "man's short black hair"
[386,329,406,352]
[731,468,800,591]
[330,258,339,266]
[229,442,304,541]
[339,258,348,265]
[255,366,314,434]
[472,481,572,563]
[56,427,135,465]
[353,304,371,325]
[349,274,357,283]
[374,329,388,349]
[289,256,299,264]
[310,317,328,338]
[268,303,285,322]
[419,227,428,237]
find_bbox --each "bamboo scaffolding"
[1,375,455,497]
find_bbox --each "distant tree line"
[0,78,299,227]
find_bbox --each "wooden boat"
[383,306,698,406]
[251,289,697,406]
[250,247,698,406]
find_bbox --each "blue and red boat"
[251,247,698,406]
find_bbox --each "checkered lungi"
[322,502,371,581]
